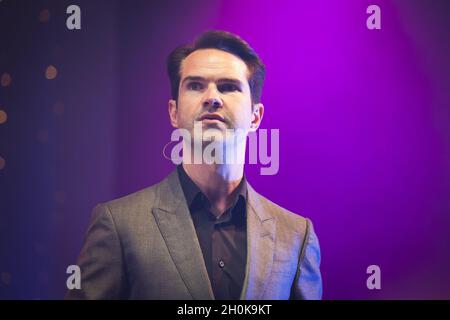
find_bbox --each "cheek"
[229,96,253,120]
[176,97,201,125]
[179,93,202,110]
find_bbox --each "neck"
[182,162,244,215]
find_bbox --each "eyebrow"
[181,76,244,87]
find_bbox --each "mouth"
[198,113,226,123]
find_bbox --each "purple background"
[0,0,449,299]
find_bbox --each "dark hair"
[167,30,266,104]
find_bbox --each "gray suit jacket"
[66,169,322,300]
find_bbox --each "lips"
[198,113,225,122]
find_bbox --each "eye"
[218,83,241,93]
[187,82,203,91]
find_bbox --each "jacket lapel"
[240,183,276,300]
[152,169,214,300]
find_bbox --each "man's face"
[168,48,263,139]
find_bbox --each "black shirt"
[177,165,247,300]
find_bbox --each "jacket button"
[219,260,225,268]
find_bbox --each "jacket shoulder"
[105,183,159,210]
[254,190,311,235]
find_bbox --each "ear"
[168,99,179,128]
[249,103,264,132]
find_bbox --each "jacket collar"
[152,168,276,300]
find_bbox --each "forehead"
[180,48,249,82]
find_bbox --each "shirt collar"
[177,164,247,216]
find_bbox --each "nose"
[202,86,223,109]
[203,97,222,108]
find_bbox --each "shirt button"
[219,260,225,268]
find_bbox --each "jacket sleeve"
[65,203,126,299]
[290,218,323,300]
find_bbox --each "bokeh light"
[0,110,7,124]
[39,9,50,23]
[1,73,12,87]
[0,272,12,286]
[45,65,57,80]
[52,101,64,116]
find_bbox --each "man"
[66,30,322,300]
